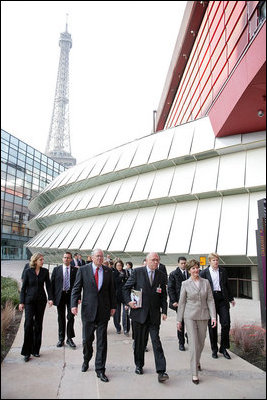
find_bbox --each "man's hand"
[19,304,24,312]
[162,314,167,321]
[211,318,217,327]
[231,300,236,307]
[110,309,116,316]
[71,307,78,315]
[48,300,53,307]
[172,302,178,307]
[128,301,137,309]
[177,321,182,331]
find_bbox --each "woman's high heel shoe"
[192,377,199,384]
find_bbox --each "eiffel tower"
[45,16,76,168]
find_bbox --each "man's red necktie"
[95,267,99,289]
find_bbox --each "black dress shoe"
[33,353,40,357]
[96,372,109,382]
[179,344,185,351]
[24,355,30,362]
[56,341,64,347]
[219,348,231,359]
[66,338,76,348]
[212,351,218,358]
[158,372,169,382]
[192,378,199,384]
[81,362,89,372]
[135,367,144,375]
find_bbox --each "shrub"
[1,277,20,308]
[230,323,266,356]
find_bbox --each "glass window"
[10,136,18,146]
[27,146,34,155]
[41,154,48,163]
[19,141,27,151]
[1,151,8,161]
[18,152,26,162]
[34,160,40,169]
[1,130,10,141]
[16,170,25,180]
[1,162,7,172]
[34,150,41,160]
[8,155,17,165]
[25,174,33,183]
[1,143,8,153]
[7,165,16,176]
[9,147,18,158]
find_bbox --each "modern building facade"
[1,129,65,260]
[26,1,266,300]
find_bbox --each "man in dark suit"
[78,253,86,266]
[168,256,189,351]
[200,252,235,360]
[71,252,81,267]
[71,248,116,383]
[158,260,168,285]
[51,252,78,348]
[123,252,169,383]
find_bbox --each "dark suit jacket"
[20,267,52,304]
[200,266,234,308]
[158,263,168,284]
[122,266,167,325]
[21,262,30,280]
[71,263,117,323]
[168,267,188,310]
[51,264,78,306]
[70,259,81,267]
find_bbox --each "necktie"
[149,270,154,286]
[95,267,99,289]
[64,267,70,291]
[183,270,187,279]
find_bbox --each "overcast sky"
[2,1,187,164]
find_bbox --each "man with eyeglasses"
[123,252,169,383]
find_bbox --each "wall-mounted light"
[257,110,264,117]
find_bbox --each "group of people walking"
[19,249,235,385]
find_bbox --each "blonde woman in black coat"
[19,253,53,361]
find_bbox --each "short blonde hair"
[208,252,219,262]
[186,259,200,271]
[29,253,43,268]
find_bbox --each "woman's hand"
[19,304,24,312]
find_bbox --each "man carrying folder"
[123,252,169,383]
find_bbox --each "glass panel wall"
[1,129,65,259]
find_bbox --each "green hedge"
[1,277,20,308]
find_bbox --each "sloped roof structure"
[27,116,266,265]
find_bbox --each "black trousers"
[208,292,231,351]
[21,301,46,356]
[57,291,75,341]
[113,302,129,333]
[177,319,186,345]
[82,320,108,373]
[132,317,166,373]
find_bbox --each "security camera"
[257,110,264,117]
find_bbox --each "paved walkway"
[1,261,266,399]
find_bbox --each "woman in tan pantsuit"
[177,259,216,384]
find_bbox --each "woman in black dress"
[19,253,53,361]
